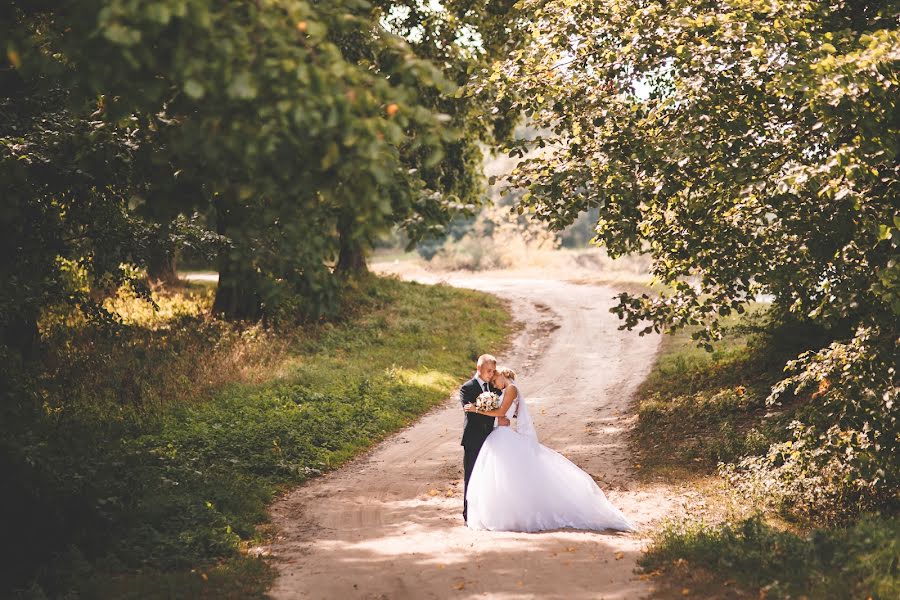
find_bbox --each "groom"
[460,354,508,521]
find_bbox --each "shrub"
[642,515,900,599]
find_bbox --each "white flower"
[474,391,500,412]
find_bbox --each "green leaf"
[320,142,340,170]
[226,73,257,100]
[183,80,205,99]
[103,23,142,46]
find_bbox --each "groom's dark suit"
[460,376,501,520]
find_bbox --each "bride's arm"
[465,385,518,417]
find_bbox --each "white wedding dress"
[465,383,636,533]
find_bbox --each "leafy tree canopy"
[486,0,898,508]
[1,0,525,337]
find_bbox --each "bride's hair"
[496,366,516,380]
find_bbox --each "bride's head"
[492,366,516,389]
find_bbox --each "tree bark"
[147,246,179,285]
[211,200,263,320]
[1,309,40,362]
[212,255,263,320]
[145,219,180,285]
[335,211,369,276]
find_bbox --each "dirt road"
[267,270,680,599]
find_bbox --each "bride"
[463,366,636,533]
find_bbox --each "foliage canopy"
[1,0,524,336]
[488,0,898,511]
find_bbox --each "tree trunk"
[147,246,179,285]
[335,211,369,276]
[212,255,263,320]
[211,200,263,320]
[146,219,180,285]
[1,310,40,362]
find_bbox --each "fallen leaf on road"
[453,582,465,590]
[681,588,690,596]
[614,552,624,560]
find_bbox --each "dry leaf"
[453,582,465,590]
[681,588,691,596]
[614,552,624,560]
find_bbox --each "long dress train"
[465,383,636,533]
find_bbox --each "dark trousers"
[462,438,487,520]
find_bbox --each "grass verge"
[4,275,510,598]
[632,303,786,481]
[632,306,899,599]
[643,514,899,599]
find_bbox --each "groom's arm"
[460,380,478,408]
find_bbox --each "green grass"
[5,276,510,598]
[633,303,899,598]
[643,515,900,599]
[633,303,788,477]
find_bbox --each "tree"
[0,71,159,357]
[3,0,476,326]
[325,0,530,275]
[488,0,898,508]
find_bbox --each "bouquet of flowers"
[474,391,500,412]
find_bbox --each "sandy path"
[266,271,681,599]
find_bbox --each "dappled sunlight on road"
[268,274,682,599]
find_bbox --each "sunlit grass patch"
[104,280,215,327]
[390,367,458,392]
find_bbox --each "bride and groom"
[460,354,636,532]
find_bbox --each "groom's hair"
[476,354,497,367]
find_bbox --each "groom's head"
[476,354,497,382]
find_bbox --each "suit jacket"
[460,376,500,447]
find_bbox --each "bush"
[2,276,509,597]
[642,515,900,599]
